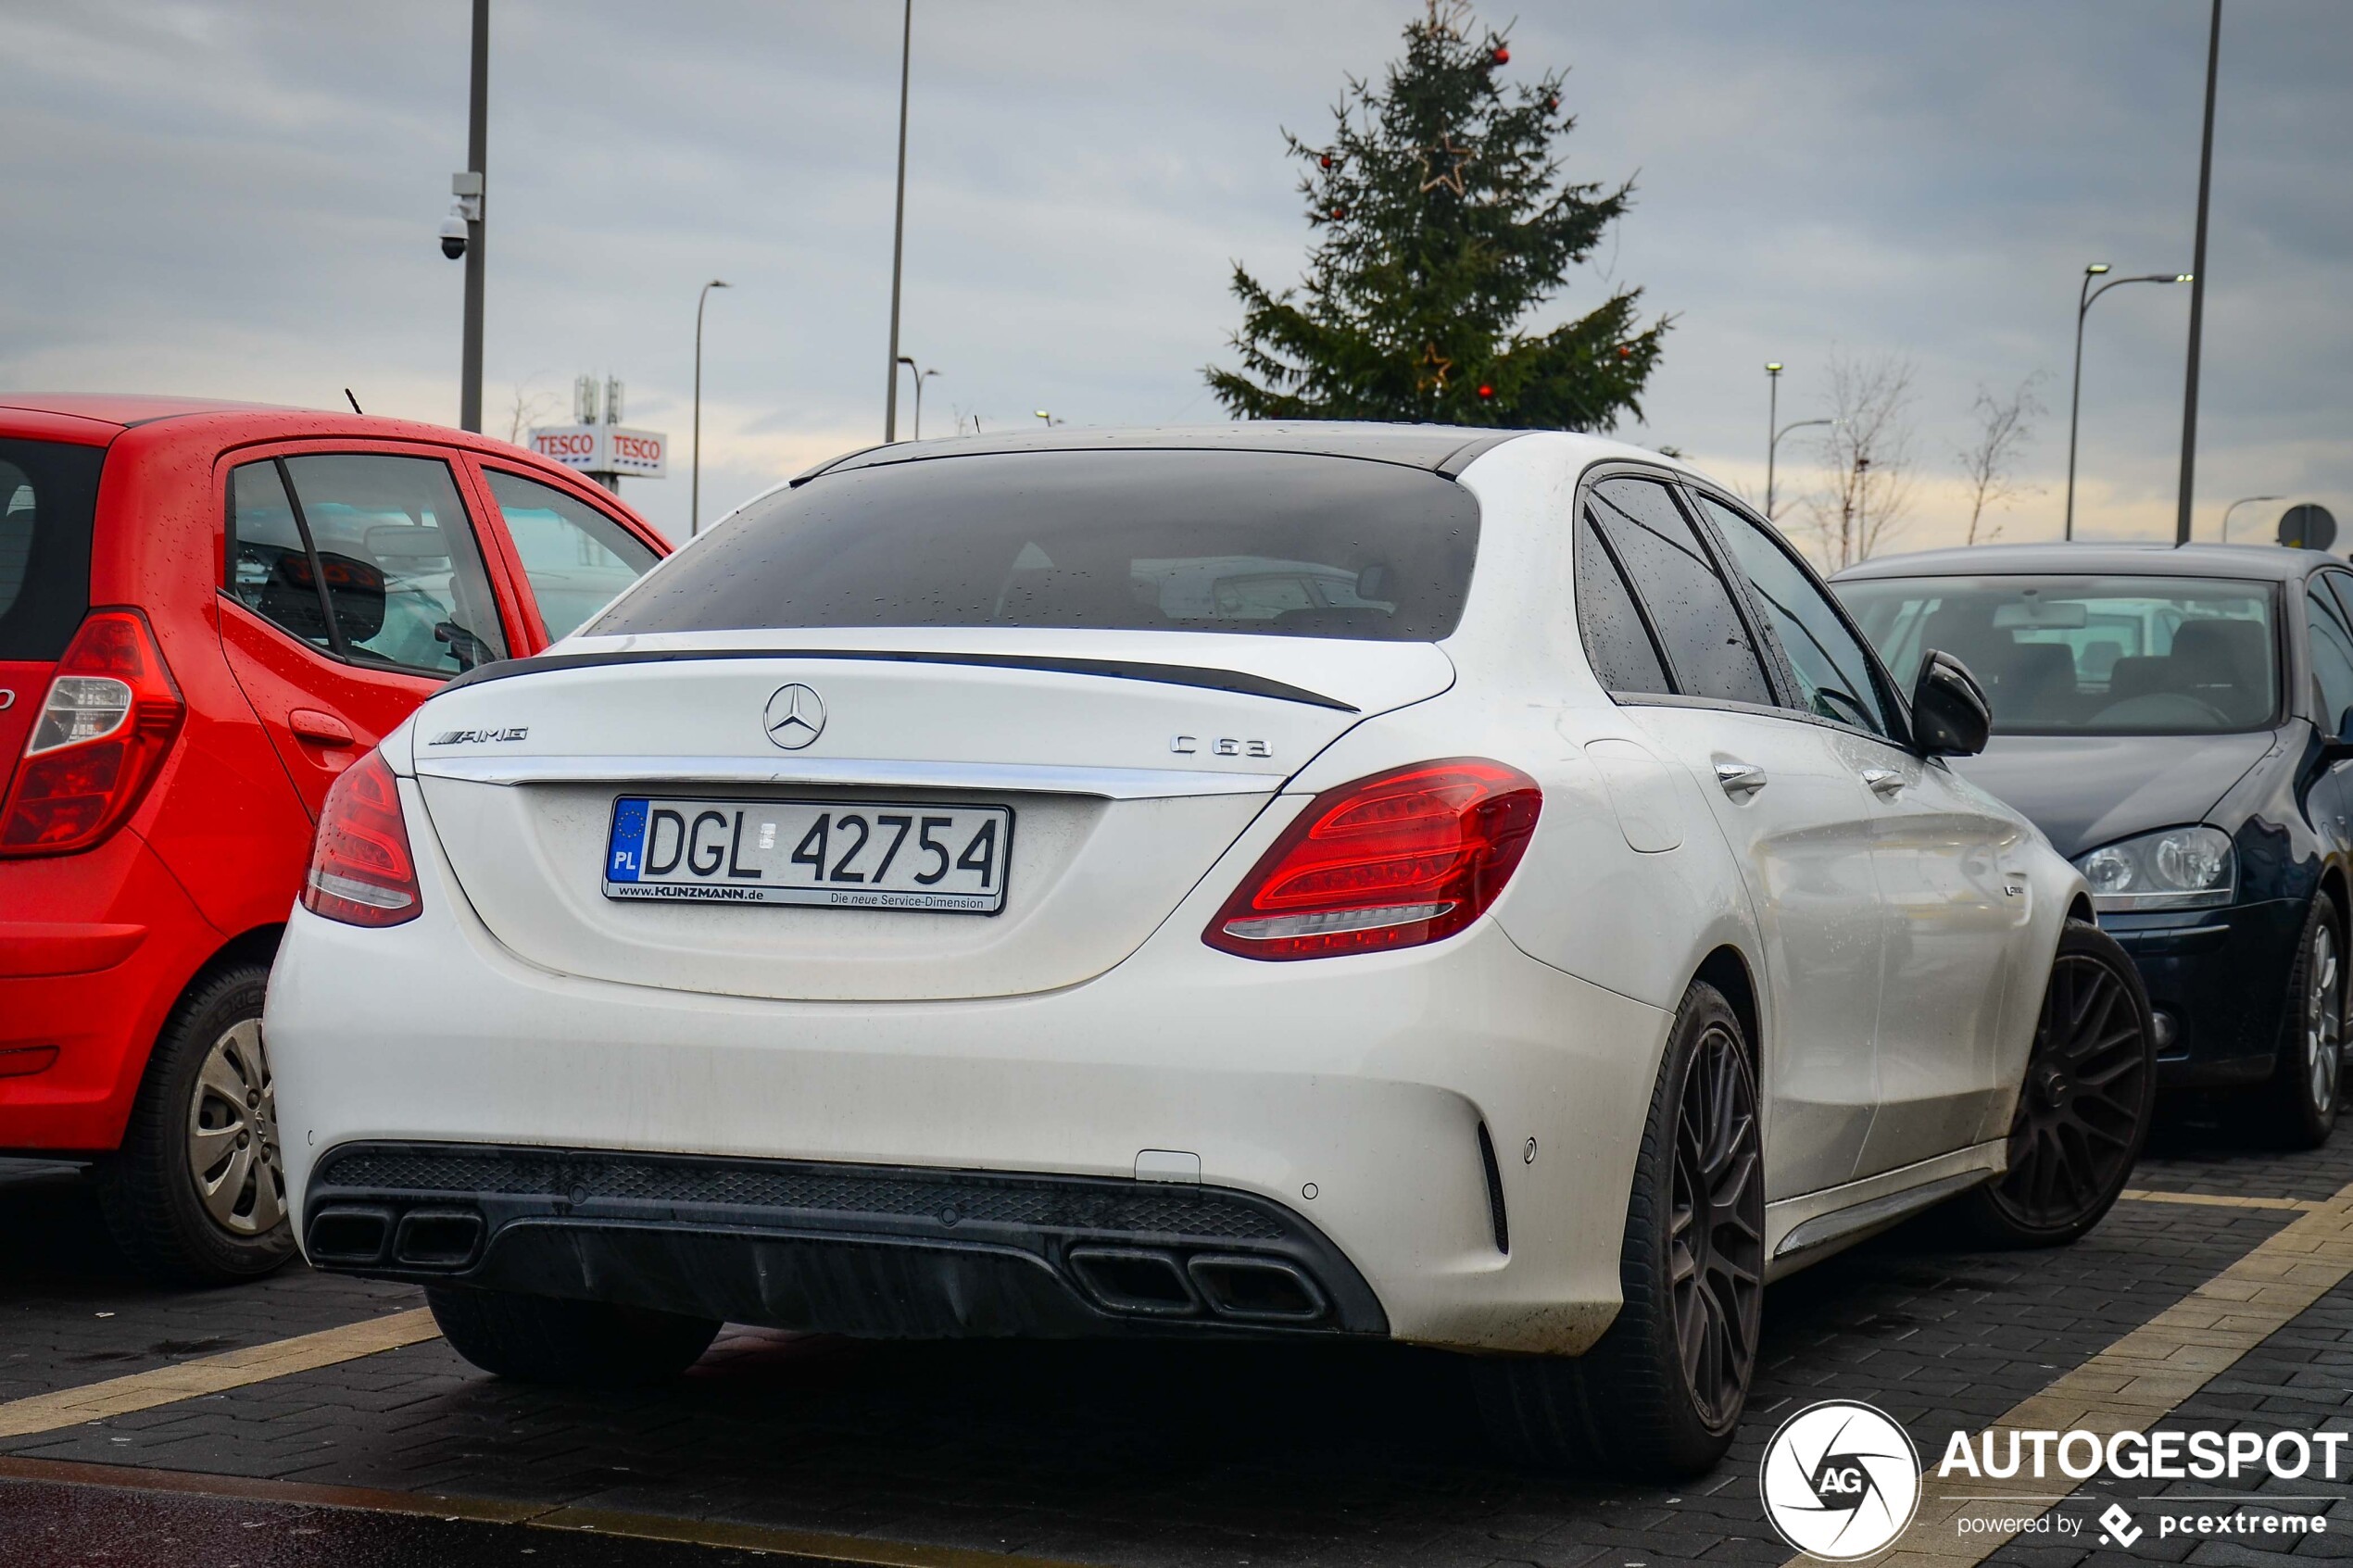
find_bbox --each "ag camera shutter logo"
[1760,1399,1922,1561]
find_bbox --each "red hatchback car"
[0,395,668,1283]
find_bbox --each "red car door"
[215,442,532,818]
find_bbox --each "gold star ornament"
[1415,343,1454,392]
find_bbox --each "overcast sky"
[3,1,2347,560]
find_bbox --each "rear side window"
[227,454,510,675]
[228,460,333,648]
[1584,477,1773,706]
[594,450,1481,642]
[1574,517,1672,696]
[0,438,107,661]
[484,470,659,642]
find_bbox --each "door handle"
[288,709,355,746]
[1861,767,1905,797]
[1715,760,1768,798]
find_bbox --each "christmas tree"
[1208,1,1667,430]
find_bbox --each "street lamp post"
[1767,417,1833,520]
[2177,0,2223,546]
[2221,495,2281,543]
[882,0,912,442]
[1764,362,1782,514]
[895,356,939,440]
[459,0,488,433]
[690,279,730,538]
[2064,264,2192,539]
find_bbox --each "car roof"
[1832,540,2341,584]
[795,422,1534,483]
[0,392,305,427]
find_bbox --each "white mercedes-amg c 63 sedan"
[268,425,2155,1475]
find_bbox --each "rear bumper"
[267,802,1674,1356]
[2103,899,2301,1089]
[303,1142,1387,1339]
[0,834,224,1152]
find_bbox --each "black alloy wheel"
[1474,981,1763,1478]
[1667,1015,1766,1429]
[2264,891,2342,1148]
[1960,920,2155,1247]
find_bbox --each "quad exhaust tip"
[1066,1246,1327,1323]
[305,1204,483,1271]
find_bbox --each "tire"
[94,960,296,1286]
[1476,981,1764,1478]
[1956,919,2156,1248]
[425,1286,721,1386]
[2260,891,2342,1148]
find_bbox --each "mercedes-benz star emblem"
[763,684,826,750]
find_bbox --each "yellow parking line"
[0,1454,1092,1568]
[2120,1187,2322,1212]
[0,1307,441,1439]
[1793,1177,2353,1568]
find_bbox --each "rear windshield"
[592,449,1481,641]
[0,437,107,661]
[1836,573,2280,734]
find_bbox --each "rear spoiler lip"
[437,646,1360,713]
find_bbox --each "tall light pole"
[2176,0,2223,546]
[1764,362,1782,513]
[895,356,938,440]
[2221,495,2280,542]
[1768,417,1832,520]
[459,0,488,433]
[882,0,912,443]
[2063,265,2191,539]
[690,279,730,538]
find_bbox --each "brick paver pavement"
[2,1119,2347,1568]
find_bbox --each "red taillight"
[0,610,185,857]
[302,749,421,927]
[1204,759,1541,961]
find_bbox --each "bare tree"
[1955,374,2045,546]
[503,379,560,445]
[1801,352,1918,571]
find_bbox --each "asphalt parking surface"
[4,1114,2349,1568]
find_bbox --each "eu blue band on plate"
[608,797,649,883]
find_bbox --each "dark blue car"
[1837,542,2349,1147]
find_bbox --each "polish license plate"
[603,797,1013,914]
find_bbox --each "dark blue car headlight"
[2074,825,2235,912]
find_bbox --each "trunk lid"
[408,631,1452,1000]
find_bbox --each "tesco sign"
[528,424,667,480]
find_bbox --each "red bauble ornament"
[1547,95,1560,111]
[1319,153,1334,169]
[1330,205,1346,220]
[1617,345,1633,358]
[1477,384,1495,399]
[1491,45,1510,64]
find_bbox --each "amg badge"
[426,726,529,746]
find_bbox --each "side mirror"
[2323,707,2353,763]
[1912,648,1992,758]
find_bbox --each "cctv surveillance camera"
[439,214,468,260]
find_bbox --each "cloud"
[0,0,2345,557]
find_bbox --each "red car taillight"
[0,610,185,857]
[1204,759,1542,961]
[302,749,422,927]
